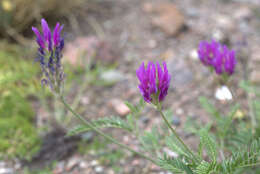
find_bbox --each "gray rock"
[95,166,103,173]
[186,7,199,17]
[0,162,5,168]
[171,116,181,126]
[0,168,14,174]
[168,59,193,88]
[140,116,150,124]
[100,70,126,83]
[81,132,94,141]
[90,160,98,166]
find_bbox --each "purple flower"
[198,40,237,76]
[212,51,223,75]
[53,22,64,47]
[32,27,45,49]
[32,18,64,51]
[136,61,171,104]
[32,18,65,95]
[198,40,221,66]
[223,46,237,75]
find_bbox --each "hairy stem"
[249,94,256,134]
[60,96,157,164]
[220,139,225,161]
[158,109,200,163]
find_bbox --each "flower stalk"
[59,96,157,164]
[158,108,200,163]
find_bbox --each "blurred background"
[0,0,260,173]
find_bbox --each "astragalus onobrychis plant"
[32,19,260,173]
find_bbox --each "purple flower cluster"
[198,40,237,76]
[32,19,65,94]
[136,61,171,104]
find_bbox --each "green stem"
[249,96,256,134]
[239,162,260,168]
[60,96,157,164]
[220,139,225,161]
[158,109,199,163]
[65,79,90,125]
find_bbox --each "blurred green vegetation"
[0,43,41,160]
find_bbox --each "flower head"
[198,40,237,76]
[198,40,221,66]
[32,19,65,95]
[136,61,171,104]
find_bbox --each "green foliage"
[78,136,106,154]
[0,44,40,95]
[226,121,253,153]
[125,97,145,115]
[139,126,161,154]
[64,72,260,174]
[125,101,139,114]
[0,46,41,160]
[67,116,133,136]
[158,154,194,174]
[240,81,260,138]
[239,81,260,96]
[199,97,221,119]
[156,81,260,174]
[165,135,190,159]
[199,128,217,162]
[199,96,239,143]
[99,150,124,166]
[218,138,260,173]
[0,91,40,160]
[195,161,217,174]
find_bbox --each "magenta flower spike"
[32,18,65,94]
[136,61,171,104]
[32,27,45,49]
[212,51,223,75]
[53,22,64,47]
[41,19,52,50]
[223,48,237,75]
[157,62,171,102]
[198,40,221,66]
[198,40,237,77]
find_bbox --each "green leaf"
[124,101,138,114]
[199,97,221,120]
[199,129,217,162]
[67,116,132,136]
[239,81,260,96]
[139,97,145,108]
[139,126,160,153]
[165,136,190,158]
[158,154,194,174]
[226,121,252,152]
[217,138,260,173]
[126,114,134,130]
[163,109,174,122]
[195,161,217,174]
[183,116,200,134]
[220,104,239,138]
[198,141,203,160]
